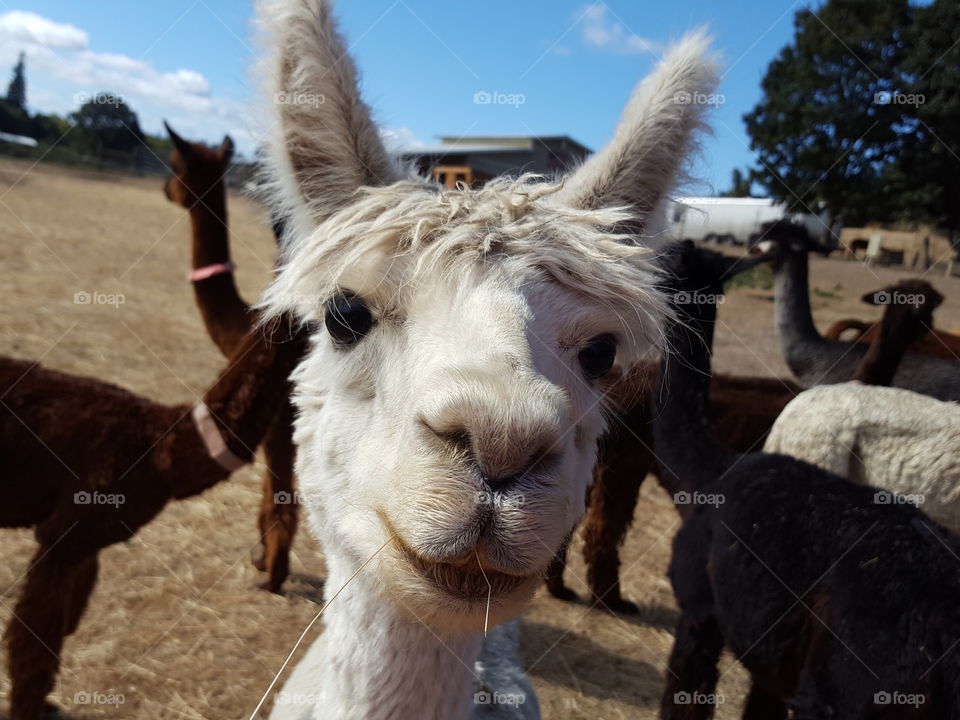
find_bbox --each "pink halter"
[187,261,235,282]
[191,403,248,471]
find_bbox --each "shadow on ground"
[521,619,663,706]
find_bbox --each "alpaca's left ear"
[165,121,196,160]
[220,135,235,162]
[861,288,889,306]
[557,30,718,233]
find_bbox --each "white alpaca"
[255,2,718,718]
[764,384,960,530]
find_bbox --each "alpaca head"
[258,0,718,631]
[659,240,767,347]
[163,122,234,208]
[755,219,832,269]
[862,278,944,343]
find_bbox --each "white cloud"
[0,10,260,155]
[380,126,425,152]
[84,52,148,73]
[0,10,88,51]
[580,4,660,55]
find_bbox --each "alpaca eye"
[578,334,617,380]
[324,293,373,345]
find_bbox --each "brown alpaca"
[824,279,959,361]
[545,354,800,612]
[853,279,945,385]
[164,124,297,593]
[0,319,306,720]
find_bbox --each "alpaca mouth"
[394,535,531,601]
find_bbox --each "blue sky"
[2,1,811,192]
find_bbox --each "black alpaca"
[763,220,960,401]
[656,241,960,719]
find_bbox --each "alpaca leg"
[544,535,577,601]
[790,637,870,720]
[660,614,724,720]
[6,547,88,720]
[581,456,647,614]
[256,401,298,593]
[742,681,787,720]
[63,554,99,636]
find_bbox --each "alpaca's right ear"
[258,0,399,237]
[557,31,719,235]
[720,252,767,280]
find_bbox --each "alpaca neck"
[773,248,822,353]
[286,557,482,720]
[187,189,251,355]
[190,190,231,267]
[854,307,930,386]
[169,323,304,497]
[653,299,729,494]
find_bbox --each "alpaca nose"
[419,376,566,489]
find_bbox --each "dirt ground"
[1,158,959,720]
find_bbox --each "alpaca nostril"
[482,472,521,492]
[419,417,473,457]
[480,447,559,491]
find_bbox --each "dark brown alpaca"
[826,278,958,362]
[545,267,801,613]
[164,124,297,593]
[1,319,306,720]
[853,279,945,385]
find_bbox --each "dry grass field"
[1,157,959,720]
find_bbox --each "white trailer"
[668,197,830,247]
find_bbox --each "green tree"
[69,94,145,153]
[4,52,26,110]
[721,168,753,197]
[744,0,913,225]
[899,0,960,234]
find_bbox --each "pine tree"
[5,52,26,110]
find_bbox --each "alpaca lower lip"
[396,537,530,600]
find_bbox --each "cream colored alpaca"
[255,2,718,718]
[764,384,960,530]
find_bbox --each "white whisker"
[476,549,492,637]
[247,536,393,719]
